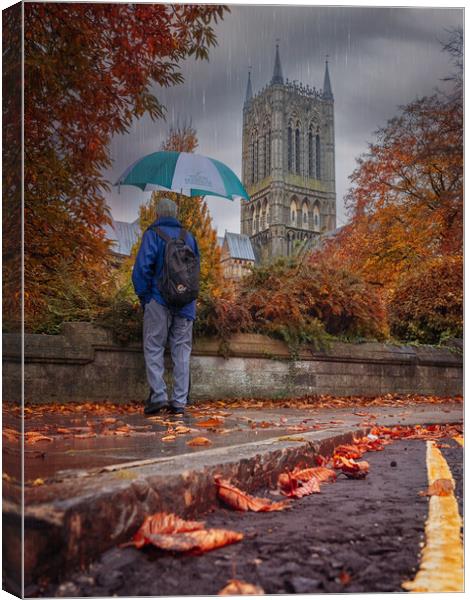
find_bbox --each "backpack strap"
[152,226,171,243]
[151,226,188,243]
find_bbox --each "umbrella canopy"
[115,151,250,201]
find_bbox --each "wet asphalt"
[33,436,463,597]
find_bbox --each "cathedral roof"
[224,232,256,261]
[271,43,284,85]
[104,218,140,256]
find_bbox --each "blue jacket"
[132,216,200,320]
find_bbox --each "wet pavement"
[8,401,463,483]
[2,397,462,594]
[33,436,464,597]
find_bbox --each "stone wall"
[3,322,463,403]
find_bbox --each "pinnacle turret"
[271,43,284,85]
[323,58,333,100]
[244,69,253,104]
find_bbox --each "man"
[132,198,200,416]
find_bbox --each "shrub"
[389,255,463,344]
[97,282,142,345]
[239,257,388,349]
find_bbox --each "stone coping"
[3,322,463,367]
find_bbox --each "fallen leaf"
[282,474,321,498]
[276,435,306,442]
[146,528,243,554]
[174,426,192,435]
[339,571,351,586]
[336,456,369,479]
[419,478,454,497]
[125,512,205,549]
[215,476,290,512]
[162,435,176,442]
[25,433,53,444]
[333,444,364,459]
[187,437,212,446]
[73,433,97,439]
[196,417,225,428]
[251,421,276,429]
[32,478,44,486]
[219,579,265,595]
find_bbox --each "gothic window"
[302,201,309,228]
[252,205,257,234]
[251,130,259,184]
[295,125,301,175]
[316,134,321,179]
[308,125,314,177]
[287,126,293,172]
[264,129,271,178]
[313,202,320,232]
[290,198,298,227]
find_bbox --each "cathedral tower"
[241,46,336,261]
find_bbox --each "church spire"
[244,69,253,104]
[322,57,333,100]
[271,43,284,85]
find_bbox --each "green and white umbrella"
[115,151,249,202]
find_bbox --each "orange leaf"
[337,456,369,479]
[215,476,290,512]
[419,478,454,497]
[339,571,351,586]
[281,474,321,498]
[333,444,364,459]
[219,579,265,595]
[196,417,225,428]
[162,435,176,442]
[25,433,53,444]
[294,466,336,483]
[187,437,212,446]
[125,512,205,549]
[146,528,243,554]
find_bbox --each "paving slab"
[2,401,463,587]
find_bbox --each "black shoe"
[144,402,169,416]
[169,405,185,416]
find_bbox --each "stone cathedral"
[240,45,336,261]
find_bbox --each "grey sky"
[104,5,462,234]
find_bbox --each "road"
[34,435,463,596]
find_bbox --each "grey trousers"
[143,299,193,408]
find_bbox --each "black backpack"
[152,226,200,308]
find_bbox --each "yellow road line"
[402,441,463,593]
[454,435,464,447]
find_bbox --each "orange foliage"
[21,3,228,331]
[313,38,462,343]
[389,255,463,343]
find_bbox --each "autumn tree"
[22,2,228,331]
[317,29,462,296]
[127,123,222,297]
